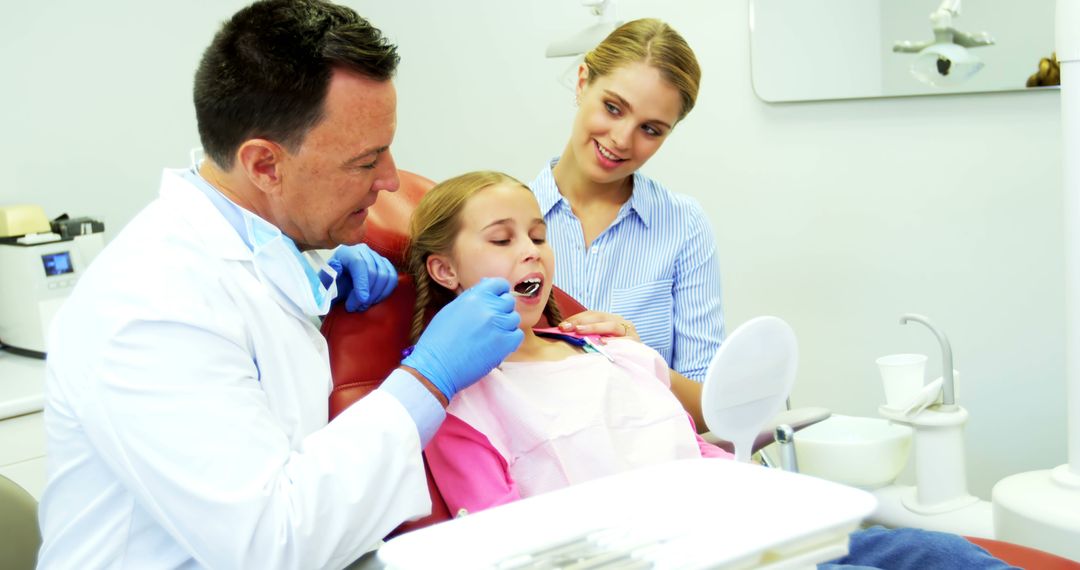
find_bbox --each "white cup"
[876,353,927,408]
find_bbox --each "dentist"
[36,1,522,568]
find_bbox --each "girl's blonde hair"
[584,18,701,122]
[406,170,562,342]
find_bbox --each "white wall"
[752,0,884,101]
[0,1,234,230]
[1,0,1066,499]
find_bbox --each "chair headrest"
[364,170,436,266]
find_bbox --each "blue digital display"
[42,252,74,276]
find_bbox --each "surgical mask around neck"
[243,212,337,317]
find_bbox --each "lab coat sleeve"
[77,318,430,570]
[671,200,726,381]
[426,413,521,515]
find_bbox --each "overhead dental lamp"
[893,0,994,87]
[545,0,621,59]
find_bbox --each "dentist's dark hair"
[193,0,399,170]
[407,171,563,343]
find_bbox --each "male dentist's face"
[572,62,682,185]
[272,69,400,250]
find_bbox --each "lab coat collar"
[535,158,655,229]
[157,168,253,262]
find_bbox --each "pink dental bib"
[445,338,700,499]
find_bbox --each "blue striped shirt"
[529,159,726,381]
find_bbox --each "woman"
[534,19,723,393]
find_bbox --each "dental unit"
[871,314,993,538]
[989,0,1080,556]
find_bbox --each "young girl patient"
[407,170,731,515]
[407,171,1018,569]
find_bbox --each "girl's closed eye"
[485,228,513,246]
[489,231,514,246]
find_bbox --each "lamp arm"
[953,30,995,48]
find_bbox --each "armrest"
[702,406,831,455]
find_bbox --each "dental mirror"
[701,316,799,463]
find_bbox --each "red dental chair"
[320,170,1080,567]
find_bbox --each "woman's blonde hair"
[584,18,701,122]
[406,170,562,342]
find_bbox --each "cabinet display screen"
[42,252,74,276]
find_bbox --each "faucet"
[899,313,957,410]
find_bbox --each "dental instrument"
[774,424,799,473]
[700,316,799,463]
[511,281,541,297]
[376,459,877,569]
[533,327,615,362]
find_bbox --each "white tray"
[378,459,876,569]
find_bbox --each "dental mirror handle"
[774,424,799,473]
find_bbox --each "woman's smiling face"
[570,61,683,184]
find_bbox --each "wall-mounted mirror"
[750,0,1057,102]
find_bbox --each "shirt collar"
[181,166,254,250]
[536,157,655,229]
[534,157,565,218]
[624,170,654,229]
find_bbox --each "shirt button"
[590,246,598,253]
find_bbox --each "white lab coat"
[37,170,431,569]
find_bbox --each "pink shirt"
[426,338,733,515]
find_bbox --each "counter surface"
[0,350,46,420]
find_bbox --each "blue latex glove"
[329,244,398,313]
[402,277,524,400]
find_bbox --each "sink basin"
[793,414,912,489]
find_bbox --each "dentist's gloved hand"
[329,244,397,313]
[402,277,523,401]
